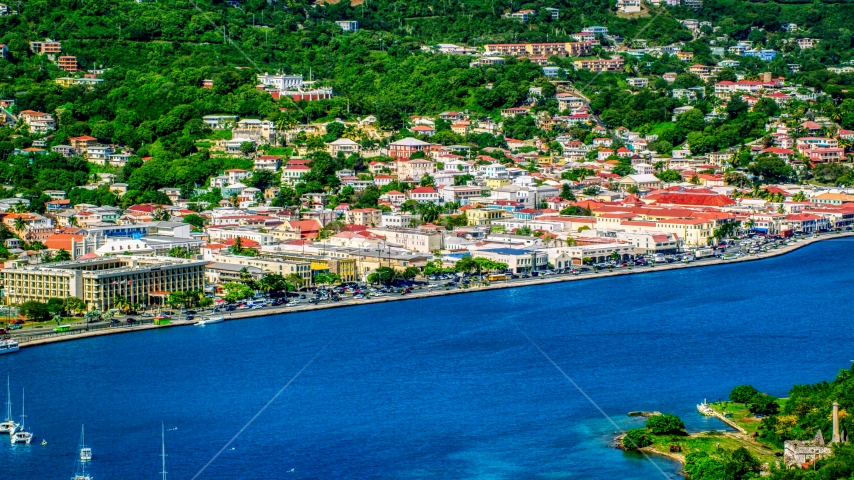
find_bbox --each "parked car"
[126,318,137,324]
[7,324,21,330]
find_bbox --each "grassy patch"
[709,399,788,436]
[209,129,233,140]
[648,431,779,465]
[260,146,292,156]
[649,122,675,136]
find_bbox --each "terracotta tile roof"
[44,233,84,251]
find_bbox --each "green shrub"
[646,414,686,435]
[730,385,760,403]
[622,428,653,449]
[747,395,780,415]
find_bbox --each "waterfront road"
[13,231,854,348]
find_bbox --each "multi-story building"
[581,26,609,35]
[254,155,281,171]
[260,250,357,282]
[572,57,625,72]
[86,145,115,165]
[366,227,443,253]
[484,42,594,57]
[805,148,844,163]
[439,185,483,205]
[281,165,310,185]
[256,72,304,91]
[465,208,507,226]
[29,38,61,55]
[57,56,78,72]
[388,137,431,159]
[626,77,649,88]
[0,256,206,311]
[18,110,56,133]
[347,208,383,227]
[211,254,313,283]
[714,80,778,97]
[472,248,549,273]
[380,213,418,229]
[202,115,238,129]
[69,135,98,152]
[232,119,278,144]
[327,138,361,156]
[397,159,436,181]
[616,0,641,13]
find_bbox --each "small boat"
[41,439,47,446]
[10,388,33,444]
[160,422,167,480]
[71,425,93,480]
[1,375,19,435]
[196,315,224,326]
[0,339,19,355]
[697,398,714,416]
[79,425,92,461]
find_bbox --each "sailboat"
[79,424,92,461]
[160,422,167,480]
[10,388,33,444]
[72,425,93,480]
[0,375,19,434]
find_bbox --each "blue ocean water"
[2,238,854,479]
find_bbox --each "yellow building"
[812,192,854,206]
[260,252,357,282]
[485,178,511,189]
[212,254,313,282]
[620,218,714,246]
[0,256,206,311]
[466,208,507,226]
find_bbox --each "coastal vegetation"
[629,366,854,479]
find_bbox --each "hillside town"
[2,92,854,313]
[1,11,854,317]
[4,2,854,480]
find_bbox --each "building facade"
[0,256,206,311]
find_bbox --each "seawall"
[17,231,854,349]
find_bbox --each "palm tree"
[444,202,460,214]
[286,273,305,291]
[417,202,442,224]
[113,295,130,314]
[13,217,25,233]
[238,267,253,284]
[744,219,756,234]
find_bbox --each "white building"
[256,73,304,92]
[327,138,361,156]
[335,20,358,32]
